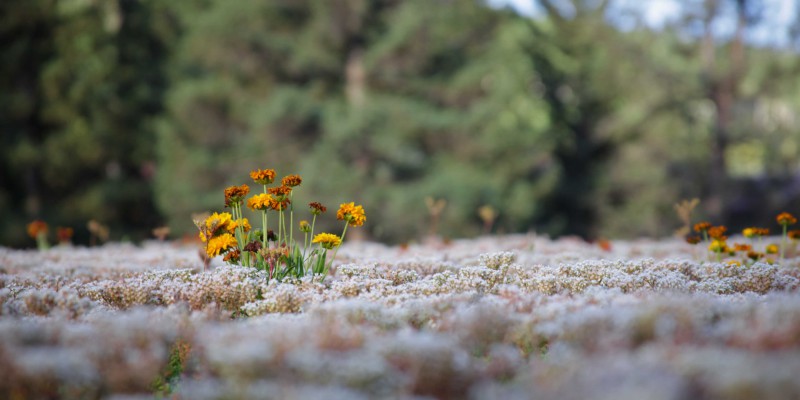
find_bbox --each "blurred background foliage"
[2,0,800,247]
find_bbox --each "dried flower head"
[299,220,311,233]
[206,233,237,257]
[243,240,262,253]
[247,193,273,211]
[224,184,250,207]
[281,174,302,187]
[250,168,276,185]
[27,220,48,239]
[337,202,366,227]
[266,229,277,242]
[747,251,764,261]
[777,212,797,226]
[312,233,342,250]
[223,248,241,263]
[693,222,711,233]
[309,202,327,215]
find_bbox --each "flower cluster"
[687,212,798,265]
[196,168,366,283]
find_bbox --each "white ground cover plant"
[1,235,799,399]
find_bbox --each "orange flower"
[267,185,292,200]
[789,230,800,240]
[766,244,779,254]
[747,251,764,261]
[685,236,701,245]
[777,212,797,226]
[337,202,366,227]
[693,222,711,233]
[733,243,751,252]
[250,168,276,185]
[269,197,291,211]
[228,218,251,233]
[281,174,302,187]
[27,220,48,239]
[224,184,250,207]
[223,249,241,263]
[707,226,727,241]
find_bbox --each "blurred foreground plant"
[195,168,365,282]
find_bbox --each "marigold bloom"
[707,226,727,240]
[281,174,302,187]
[766,244,779,254]
[742,228,757,238]
[224,184,250,207]
[747,251,764,261]
[27,220,48,239]
[693,222,711,233]
[269,197,291,211]
[733,243,751,252]
[777,212,797,226]
[789,230,800,240]
[247,193,273,211]
[267,185,292,199]
[309,202,327,215]
[299,220,311,233]
[206,233,238,257]
[756,228,770,236]
[312,233,342,250]
[250,168,276,185]
[337,202,366,227]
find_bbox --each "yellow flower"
[299,220,311,233]
[247,193,273,211]
[250,168,276,185]
[766,244,779,254]
[708,240,726,253]
[742,228,757,238]
[337,202,366,227]
[726,260,741,267]
[777,212,797,226]
[312,233,342,250]
[204,212,234,236]
[229,218,251,233]
[207,233,238,257]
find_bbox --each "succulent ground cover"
[1,235,799,399]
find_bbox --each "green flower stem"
[289,191,295,248]
[327,222,349,273]
[36,233,49,251]
[781,224,787,263]
[261,210,268,249]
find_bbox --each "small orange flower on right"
[776,212,797,226]
[337,202,366,227]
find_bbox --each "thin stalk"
[781,224,787,263]
[289,191,295,248]
[327,223,349,273]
